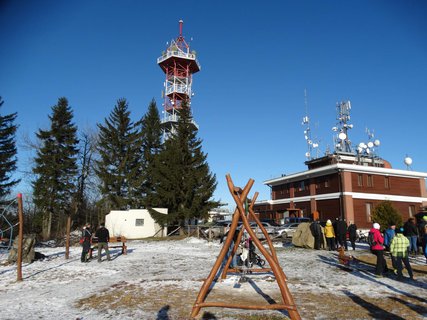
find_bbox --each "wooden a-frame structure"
[190,174,301,319]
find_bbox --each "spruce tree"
[371,201,403,229]
[150,102,219,226]
[0,97,20,200]
[32,97,79,239]
[95,98,142,211]
[140,99,162,208]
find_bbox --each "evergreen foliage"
[95,98,142,211]
[0,97,20,200]
[371,200,403,229]
[140,99,162,208]
[32,97,79,239]
[149,102,219,226]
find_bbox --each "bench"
[89,236,127,257]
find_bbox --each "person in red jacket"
[370,222,389,277]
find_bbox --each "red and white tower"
[157,20,200,140]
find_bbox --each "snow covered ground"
[0,238,426,319]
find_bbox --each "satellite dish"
[358,142,364,148]
[332,127,338,132]
[313,143,318,148]
[305,152,310,157]
[338,132,347,140]
[404,157,413,166]
[367,141,374,148]
[374,139,380,146]
[308,140,313,145]
[366,148,370,154]
[357,147,363,153]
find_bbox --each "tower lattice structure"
[157,20,200,140]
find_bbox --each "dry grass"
[75,277,427,320]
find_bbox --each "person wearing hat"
[390,227,414,280]
[370,222,388,277]
[324,219,336,251]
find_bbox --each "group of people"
[369,215,427,280]
[310,218,358,251]
[310,215,427,280]
[81,222,111,263]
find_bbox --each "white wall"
[105,208,167,239]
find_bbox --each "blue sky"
[1,1,426,210]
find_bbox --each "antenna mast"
[333,101,353,154]
[302,89,319,160]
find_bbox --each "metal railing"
[157,50,201,69]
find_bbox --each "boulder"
[292,223,314,248]
[7,234,36,264]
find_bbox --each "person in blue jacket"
[384,223,396,251]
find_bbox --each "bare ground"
[76,273,427,319]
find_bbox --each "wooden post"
[17,193,24,282]
[196,226,200,239]
[65,215,71,259]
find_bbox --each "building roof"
[264,162,427,187]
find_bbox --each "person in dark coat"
[310,220,322,250]
[332,218,339,247]
[347,221,358,251]
[403,218,419,255]
[336,218,348,250]
[81,223,92,263]
[95,222,111,262]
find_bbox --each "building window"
[366,202,373,221]
[409,205,415,218]
[357,174,363,187]
[367,175,373,187]
[135,219,144,226]
[384,176,390,189]
[299,181,305,191]
[324,179,329,188]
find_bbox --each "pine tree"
[371,201,403,229]
[0,97,20,200]
[95,98,142,211]
[32,97,79,239]
[150,102,219,226]
[140,99,162,208]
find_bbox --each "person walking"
[81,223,92,263]
[390,227,414,280]
[347,221,358,251]
[310,220,322,250]
[370,222,388,277]
[324,219,336,251]
[95,222,111,262]
[403,218,419,255]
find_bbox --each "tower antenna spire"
[179,19,183,37]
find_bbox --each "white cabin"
[105,208,168,239]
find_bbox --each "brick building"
[254,153,427,228]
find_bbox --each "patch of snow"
[0,239,425,319]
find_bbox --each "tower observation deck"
[157,20,200,140]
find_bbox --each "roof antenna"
[302,89,319,160]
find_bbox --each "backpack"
[367,231,377,247]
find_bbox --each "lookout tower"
[157,20,200,140]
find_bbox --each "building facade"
[254,153,427,228]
